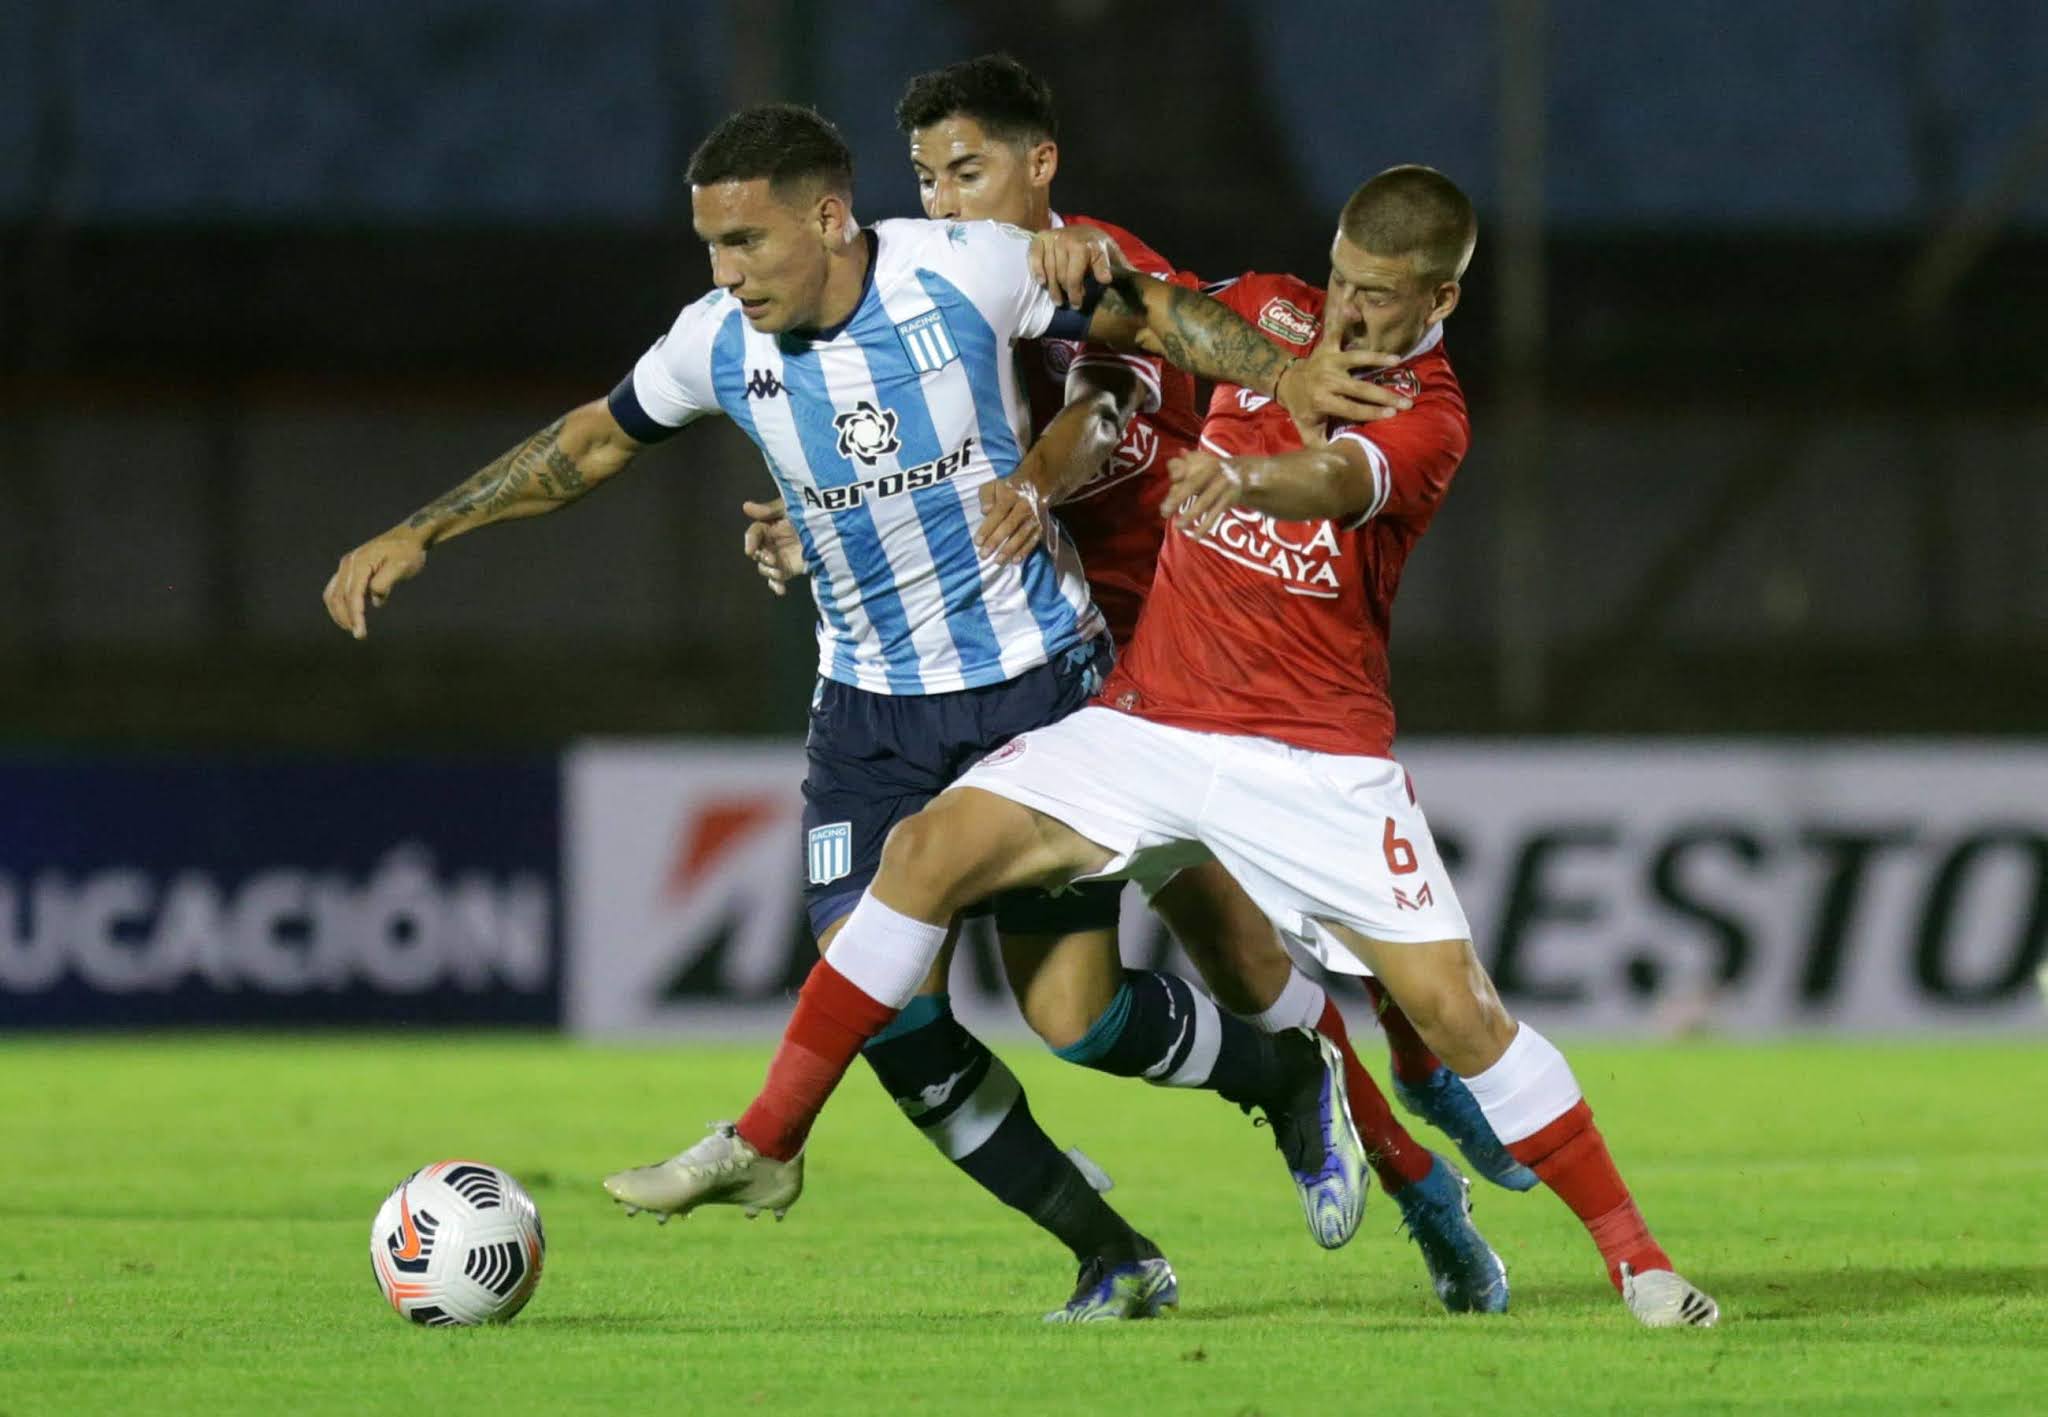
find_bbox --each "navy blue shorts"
[801,637,1125,939]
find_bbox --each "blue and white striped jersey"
[610,218,1106,696]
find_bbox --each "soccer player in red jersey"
[693,164,1720,1328]
[734,57,1520,1314]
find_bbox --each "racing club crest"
[833,400,902,466]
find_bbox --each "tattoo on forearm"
[534,439,587,500]
[1098,279,1145,323]
[1115,274,1289,393]
[406,416,584,530]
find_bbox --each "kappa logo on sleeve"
[946,220,1031,244]
[1257,298,1319,345]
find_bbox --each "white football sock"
[1240,965,1326,1034]
[823,892,948,1010]
[1460,1023,1584,1145]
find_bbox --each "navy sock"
[1055,970,1307,1111]
[862,995,1142,1263]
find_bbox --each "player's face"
[1324,234,1460,357]
[908,116,1055,228]
[692,178,844,333]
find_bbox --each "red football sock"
[735,961,899,1162]
[1316,998,1434,1191]
[1362,978,1443,1085]
[1507,1099,1671,1290]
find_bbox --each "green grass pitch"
[4,1035,2044,1415]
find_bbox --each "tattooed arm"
[1082,274,1290,396]
[1067,265,1410,431]
[321,397,642,638]
[404,399,640,543]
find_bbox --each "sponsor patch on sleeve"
[1257,299,1319,345]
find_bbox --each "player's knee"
[1396,971,1516,1075]
[876,812,961,915]
[1020,991,1097,1052]
[876,802,1002,918]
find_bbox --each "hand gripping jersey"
[610,218,1105,696]
[1016,214,1203,651]
[1097,272,1469,758]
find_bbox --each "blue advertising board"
[0,754,560,1027]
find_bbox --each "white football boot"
[1620,1262,1721,1328]
[603,1122,803,1222]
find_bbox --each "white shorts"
[954,707,1472,975]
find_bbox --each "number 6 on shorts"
[1382,817,1419,876]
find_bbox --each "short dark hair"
[1339,165,1478,284]
[895,54,1058,147]
[687,103,853,198]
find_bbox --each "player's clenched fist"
[322,530,428,639]
[1162,450,1246,538]
[741,497,807,597]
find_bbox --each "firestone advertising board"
[565,740,2048,1038]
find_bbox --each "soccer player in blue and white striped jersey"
[608,185,1102,696]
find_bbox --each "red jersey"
[1097,272,1469,758]
[1017,213,1203,650]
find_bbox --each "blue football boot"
[1257,1030,1371,1250]
[1392,1153,1511,1313]
[1043,1246,1180,1323]
[1394,1064,1540,1192]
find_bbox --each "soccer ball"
[369,1160,545,1326]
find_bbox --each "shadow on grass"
[522,1264,2048,1333]
[1179,1296,1445,1324]
[1176,1263,2048,1327]
[519,1310,1021,1336]
[1706,1263,2048,1321]
[1497,1263,2048,1326]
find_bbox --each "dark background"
[4,0,2044,749]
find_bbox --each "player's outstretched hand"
[322,530,427,639]
[1027,226,1119,308]
[1162,450,1245,538]
[742,497,807,597]
[1278,346,1413,441]
[976,477,1051,565]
